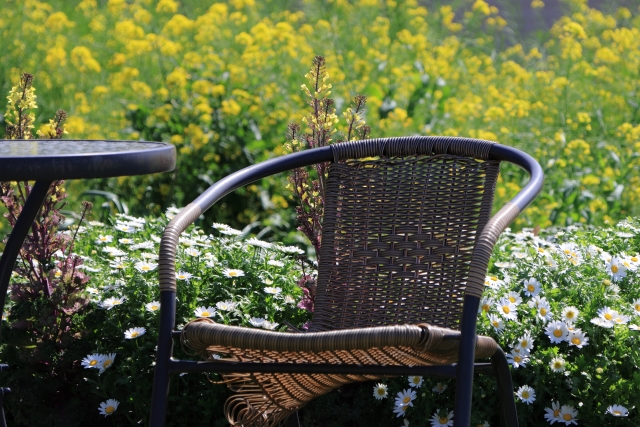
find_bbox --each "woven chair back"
[311,139,500,332]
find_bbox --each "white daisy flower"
[275,245,305,255]
[544,401,562,424]
[487,313,505,333]
[283,295,296,304]
[264,286,282,295]
[626,254,640,269]
[513,252,528,260]
[81,353,103,369]
[246,237,273,249]
[533,241,551,257]
[95,235,113,244]
[98,399,119,416]
[249,317,265,327]
[134,261,157,273]
[546,320,569,343]
[88,220,105,227]
[194,307,216,318]
[606,256,628,281]
[507,291,522,306]
[558,405,578,425]
[131,241,155,250]
[597,307,618,326]
[559,242,582,265]
[613,313,630,325]
[407,376,423,388]
[176,271,193,281]
[114,223,136,233]
[432,382,448,393]
[124,327,146,339]
[515,385,535,404]
[145,301,161,312]
[185,248,201,257]
[478,297,493,314]
[219,227,243,236]
[267,260,285,268]
[393,404,410,418]
[523,277,541,297]
[118,238,135,245]
[99,297,125,310]
[494,261,516,269]
[216,301,236,311]
[86,287,99,295]
[630,324,640,331]
[506,349,529,368]
[561,306,579,323]
[484,275,504,289]
[429,409,454,427]
[373,383,388,400]
[222,268,245,278]
[262,320,279,330]
[535,298,552,322]
[568,329,589,348]
[394,389,417,408]
[103,247,126,257]
[98,353,116,374]
[631,299,640,316]
[606,404,629,417]
[141,252,159,260]
[549,357,566,373]
[515,333,534,353]
[496,298,518,321]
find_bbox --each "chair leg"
[149,292,177,427]
[491,347,519,427]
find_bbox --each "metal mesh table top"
[0,139,176,181]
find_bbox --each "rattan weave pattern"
[183,319,497,427]
[176,138,518,427]
[312,154,500,332]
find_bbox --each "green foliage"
[1,211,312,425]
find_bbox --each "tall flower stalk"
[286,56,371,259]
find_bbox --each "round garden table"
[0,139,176,426]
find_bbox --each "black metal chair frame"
[149,136,543,427]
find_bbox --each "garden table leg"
[0,181,53,427]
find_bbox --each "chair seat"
[181,318,498,426]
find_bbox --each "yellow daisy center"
[554,410,560,417]
[151,305,158,310]
[440,418,448,424]
[527,285,535,292]
[492,321,499,327]
[614,411,621,415]
[571,337,581,345]
[105,406,115,414]
[632,257,638,262]
[540,308,547,316]
[113,300,121,305]
[90,360,98,366]
[141,265,151,271]
[403,396,411,404]
[490,276,498,281]
[514,356,521,363]
[412,378,420,384]
[563,414,572,421]
[228,271,238,277]
[376,389,385,395]
[521,340,528,347]
[538,248,545,253]
[553,330,563,337]
[482,304,490,312]
[201,311,210,317]
[611,265,619,273]
[103,359,112,367]
[55,271,62,278]
[604,313,613,320]
[522,391,529,398]
[509,296,516,303]
[502,306,510,314]
[554,361,563,369]
[131,331,139,338]
[635,304,640,312]
[566,311,575,318]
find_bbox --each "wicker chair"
[149,136,543,427]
